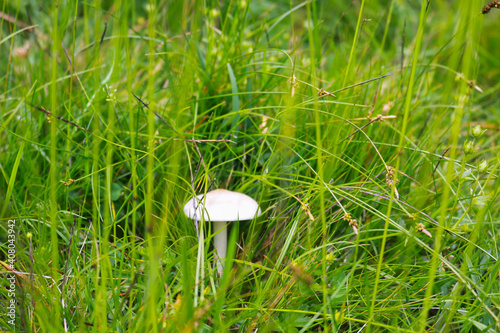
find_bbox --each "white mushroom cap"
[183,189,261,221]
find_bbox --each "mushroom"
[183,189,261,274]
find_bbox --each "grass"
[1,0,499,332]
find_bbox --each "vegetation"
[1,0,499,331]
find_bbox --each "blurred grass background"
[0,0,499,332]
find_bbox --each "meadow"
[1,0,499,331]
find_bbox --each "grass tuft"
[1,0,499,332]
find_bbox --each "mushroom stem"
[212,221,227,274]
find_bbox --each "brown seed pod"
[483,1,500,14]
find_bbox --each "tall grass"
[1,0,499,332]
